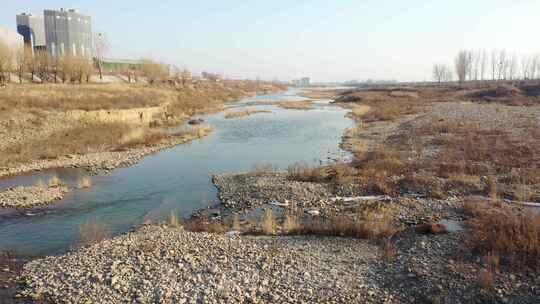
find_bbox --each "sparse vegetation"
[277,100,314,110]
[224,109,271,119]
[463,200,540,268]
[261,209,277,235]
[167,211,181,228]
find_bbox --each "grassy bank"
[0,81,283,171]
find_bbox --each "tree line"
[433,49,540,83]
[0,41,171,85]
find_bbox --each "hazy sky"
[2,1,539,82]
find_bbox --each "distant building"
[300,77,310,87]
[16,13,46,52]
[44,8,92,58]
[289,77,311,87]
[0,26,24,49]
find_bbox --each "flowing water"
[0,90,354,256]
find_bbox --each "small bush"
[287,162,327,182]
[168,211,181,228]
[477,269,495,291]
[466,202,540,267]
[282,212,300,234]
[380,239,397,263]
[261,209,276,235]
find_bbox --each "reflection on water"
[0,90,354,256]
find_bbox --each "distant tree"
[480,49,488,81]
[0,41,13,84]
[454,50,470,83]
[508,53,518,80]
[92,32,109,80]
[141,59,168,84]
[432,64,446,83]
[35,50,51,83]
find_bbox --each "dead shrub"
[287,213,397,240]
[477,269,495,291]
[282,211,300,234]
[287,162,328,182]
[168,211,181,228]
[380,239,397,263]
[182,218,227,233]
[261,208,277,235]
[466,203,540,267]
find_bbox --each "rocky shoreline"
[17,223,539,303]
[212,172,464,225]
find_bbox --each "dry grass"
[78,220,109,247]
[231,214,241,231]
[261,208,277,235]
[477,269,495,291]
[182,218,228,234]
[0,123,212,167]
[0,84,176,111]
[287,162,328,182]
[224,109,271,119]
[282,211,300,234]
[464,200,540,268]
[1,81,276,169]
[380,239,398,263]
[277,100,314,110]
[287,216,397,239]
[168,211,181,228]
[285,207,398,240]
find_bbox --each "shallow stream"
[0,90,354,256]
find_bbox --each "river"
[0,89,353,256]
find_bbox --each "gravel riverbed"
[0,185,69,209]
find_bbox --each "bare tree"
[432,64,446,83]
[0,41,13,84]
[496,49,507,80]
[491,49,498,81]
[93,32,109,80]
[454,50,470,83]
[508,53,518,80]
[480,49,488,81]
[141,59,168,85]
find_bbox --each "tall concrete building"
[16,13,46,52]
[0,26,24,49]
[44,8,92,58]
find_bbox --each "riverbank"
[7,85,540,303]
[17,222,539,303]
[0,81,284,180]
